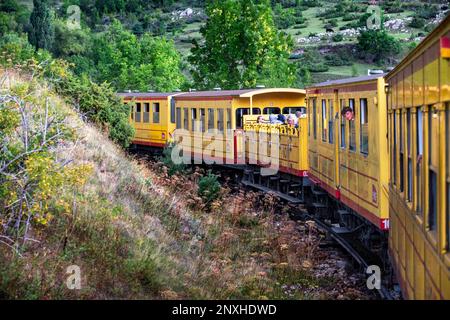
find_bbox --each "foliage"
[197,170,221,207]
[29,0,54,51]
[189,0,296,89]
[158,143,187,176]
[55,72,135,148]
[0,81,92,251]
[91,20,186,92]
[0,33,35,67]
[357,29,401,64]
[52,19,91,58]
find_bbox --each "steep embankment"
[0,70,373,299]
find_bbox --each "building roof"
[308,74,385,88]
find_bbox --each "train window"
[328,100,334,144]
[360,99,368,155]
[170,99,176,124]
[393,112,397,186]
[321,100,327,142]
[447,108,450,250]
[153,103,160,124]
[263,107,279,114]
[200,108,206,132]
[236,108,250,129]
[312,99,317,140]
[135,103,142,122]
[208,108,215,130]
[428,107,437,231]
[128,104,133,121]
[283,107,306,114]
[252,108,262,115]
[416,108,424,213]
[191,108,197,132]
[399,111,404,193]
[176,107,181,129]
[349,99,356,152]
[226,109,231,130]
[407,109,412,202]
[143,103,150,123]
[340,99,346,148]
[183,108,189,130]
[218,109,224,132]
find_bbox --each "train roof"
[174,88,306,100]
[117,92,182,99]
[308,74,385,89]
[117,88,306,101]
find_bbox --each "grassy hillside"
[0,68,374,299]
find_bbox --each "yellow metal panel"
[425,58,440,105]
[414,252,425,299]
[412,56,425,107]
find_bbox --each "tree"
[357,29,400,64]
[92,20,185,92]
[189,0,296,89]
[28,0,54,50]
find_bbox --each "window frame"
[416,107,424,214]
[152,102,160,124]
[340,99,346,149]
[407,109,413,202]
[217,108,224,132]
[360,98,369,155]
[263,107,280,115]
[176,107,182,129]
[321,99,327,142]
[349,98,356,152]
[236,108,250,129]
[135,102,142,123]
[428,106,438,232]
[183,108,189,130]
[208,108,215,131]
[312,98,317,140]
[328,99,334,144]
[191,108,198,132]
[143,102,150,123]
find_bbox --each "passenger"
[269,114,282,124]
[289,114,299,126]
[296,110,306,119]
[341,107,354,121]
[286,114,296,126]
[277,114,286,124]
[257,115,268,124]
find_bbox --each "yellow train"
[385,14,450,299]
[118,14,450,300]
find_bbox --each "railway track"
[287,207,394,300]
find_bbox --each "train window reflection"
[360,99,368,155]
[416,108,424,213]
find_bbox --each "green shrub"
[159,143,187,176]
[332,33,343,42]
[198,171,221,207]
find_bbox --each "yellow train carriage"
[172,89,306,164]
[386,14,450,300]
[243,115,309,178]
[118,92,182,148]
[306,75,390,231]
